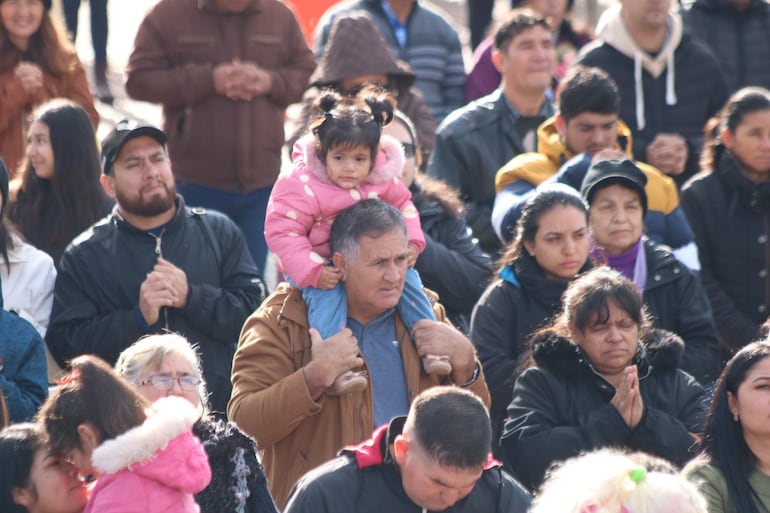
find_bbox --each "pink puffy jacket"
[265,134,426,288]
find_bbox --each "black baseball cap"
[580,159,648,215]
[101,119,167,175]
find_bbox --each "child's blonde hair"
[531,449,707,513]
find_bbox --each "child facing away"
[265,87,450,395]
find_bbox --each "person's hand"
[230,61,273,100]
[407,243,418,268]
[138,270,177,325]
[213,62,238,98]
[646,133,688,176]
[14,62,43,95]
[152,257,189,308]
[590,148,627,164]
[412,320,477,383]
[304,328,363,399]
[611,365,643,428]
[317,266,342,290]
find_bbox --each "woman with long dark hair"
[685,341,770,513]
[682,87,770,354]
[471,184,592,463]
[0,0,98,175]
[8,100,110,266]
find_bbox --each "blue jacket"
[0,283,47,422]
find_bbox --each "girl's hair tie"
[56,369,81,386]
[629,466,647,485]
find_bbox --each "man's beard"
[116,180,177,218]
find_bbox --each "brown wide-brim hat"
[310,11,415,90]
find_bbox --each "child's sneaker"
[422,354,452,376]
[327,369,368,395]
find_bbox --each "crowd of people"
[2,0,770,512]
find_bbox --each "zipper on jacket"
[149,229,170,330]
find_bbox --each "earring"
[733,413,739,422]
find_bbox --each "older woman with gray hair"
[115,334,279,513]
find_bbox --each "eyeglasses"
[139,374,200,391]
[399,142,417,158]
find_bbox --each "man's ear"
[332,252,347,280]
[393,434,410,465]
[491,48,505,73]
[554,113,566,136]
[100,174,116,199]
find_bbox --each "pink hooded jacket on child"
[265,134,426,288]
[83,396,211,513]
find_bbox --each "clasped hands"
[213,59,272,101]
[139,257,189,325]
[610,365,645,429]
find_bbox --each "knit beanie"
[310,11,415,88]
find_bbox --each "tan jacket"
[0,52,98,176]
[228,283,489,508]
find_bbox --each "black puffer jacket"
[501,329,705,490]
[681,152,770,353]
[412,178,492,333]
[684,0,770,93]
[471,253,592,459]
[640,238,721,383]
[284,417,532,513]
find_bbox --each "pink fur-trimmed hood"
[291,133,405,186]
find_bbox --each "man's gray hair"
[329,199,407,259]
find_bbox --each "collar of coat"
[530,327,685,379]
[342,416,500,471]
[291,134,405,187]
[91,396,199,475]
[199,0,260,13]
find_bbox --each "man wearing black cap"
[46,119,266,414]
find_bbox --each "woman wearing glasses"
[115,333,279,513]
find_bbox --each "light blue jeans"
[303,268,436,338]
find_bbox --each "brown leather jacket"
[125,0,316,192]
[228,284,489,508]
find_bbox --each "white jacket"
[1,234,58,381]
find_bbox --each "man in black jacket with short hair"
[284,386,531,513]
[46,119,266,414]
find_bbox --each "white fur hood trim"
[91,396,199,475]
[292,133,405,186]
